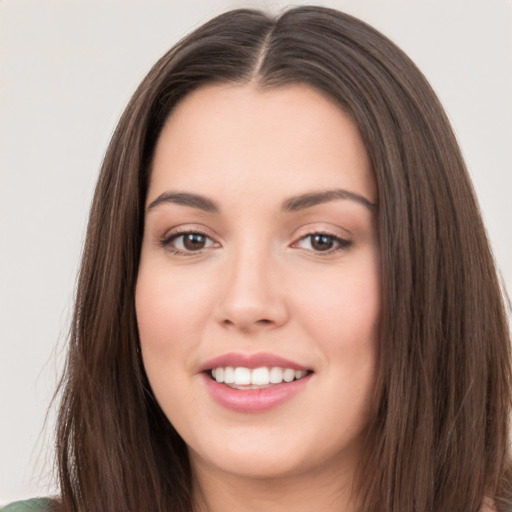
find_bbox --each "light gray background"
[1,0,511,503]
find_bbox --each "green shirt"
[1,498,54,512]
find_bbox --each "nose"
[215,244,289,333]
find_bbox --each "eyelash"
[159,230,352,256]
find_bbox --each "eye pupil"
[311,234,334,251]
[183,233,206,250]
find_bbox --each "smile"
[211,366,309,388]
[201,353,314,413]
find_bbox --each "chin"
[186,423,364,484]
[191,448,314,481]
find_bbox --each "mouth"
[200,353,314,412]
[209,366,313,389]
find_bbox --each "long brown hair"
[54,6,512,511]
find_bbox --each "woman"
[4,5,511,512]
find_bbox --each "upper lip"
[199,352,311,372]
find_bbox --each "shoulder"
[1,498,56,512]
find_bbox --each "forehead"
[149,83,376,205]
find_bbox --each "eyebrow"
[146,188,376,214]
[281,189,376,212]
[147,192,219,212]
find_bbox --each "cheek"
[135,262,214,352]
[135,264,208,415]
[295,258,380,352]
[134,262,217,416]
[293,254,380,426]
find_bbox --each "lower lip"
[202,373,312,413]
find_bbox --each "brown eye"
[310,234,335,251]
[182,233,207,251]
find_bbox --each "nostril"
[221,317,273,328]
[256,319,273,325]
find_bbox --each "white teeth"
[210,366,309,386]
[224,366,235,384]
[233,367,251,385]
[283,368,295,382]
[251,367,270,385]
[269,367,283,383]
[215,367,224,383]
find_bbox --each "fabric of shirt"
[1,498,54,511]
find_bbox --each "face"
[136,83,380,485]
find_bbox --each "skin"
[136,83,380,512]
